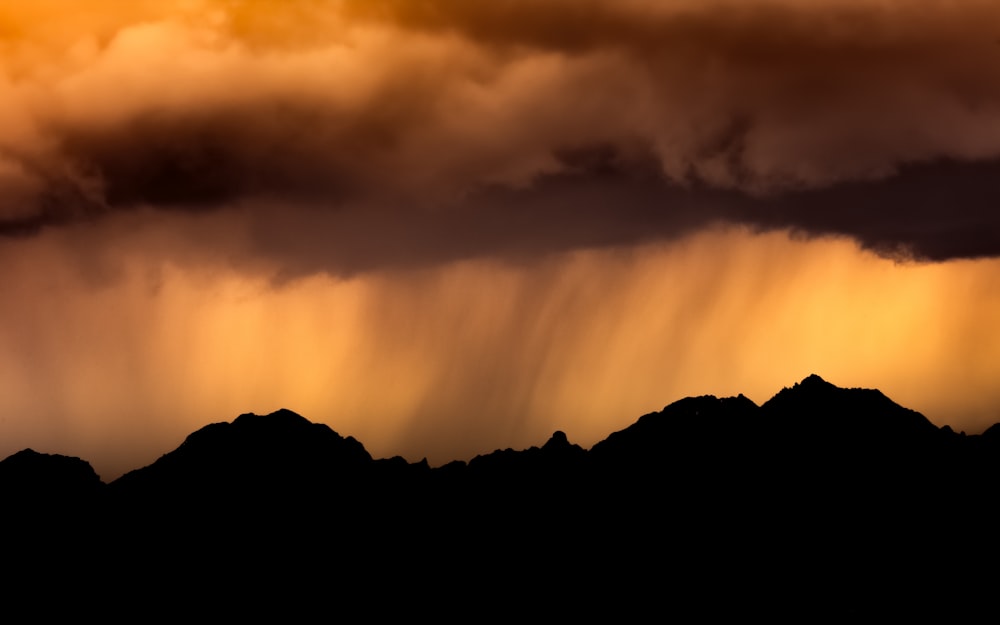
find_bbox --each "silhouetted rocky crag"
[0,447,104,506]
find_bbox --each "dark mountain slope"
[3,375,999,617]
[0,447,104,506]
[109,408,372,502]
[762,373,943,443]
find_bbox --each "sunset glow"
[2,226,999,480]
[2,1,999,480]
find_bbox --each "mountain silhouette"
[3,374,999,617]
[110,408,371,501]
[0,447,104,504]
[762,373,943,441]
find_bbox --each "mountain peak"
[109,407,373,497]
[0,448,104,496]
[799,373,832,387]
[233,408,310,426]
[762,374,940,440]
[767,374,840,401]
[543,430,570,448]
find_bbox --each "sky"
[2,0,1000,481]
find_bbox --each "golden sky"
[1,1,999,480]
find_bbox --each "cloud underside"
[2,0,1000,272]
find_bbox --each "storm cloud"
[2,0,1000,272]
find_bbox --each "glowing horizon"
[2,1,1000,481]
[2,226,998,481]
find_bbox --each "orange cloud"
[0,0,998,264]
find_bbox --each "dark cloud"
[739,158,1000,262]
[186,148,1000,278]
[55,103,360,207]
[2,0,1000,271]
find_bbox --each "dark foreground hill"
[4,374,1000,617]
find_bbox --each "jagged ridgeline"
[4,375,1000,616]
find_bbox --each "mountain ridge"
[4,373,1000,617]
[2,374,994,490]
